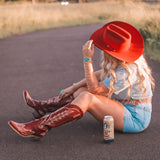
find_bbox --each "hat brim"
[89,21,144,62]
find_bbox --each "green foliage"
[140,20,160,62]
[140,20,160,42]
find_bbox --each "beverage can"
[103,115,114,142]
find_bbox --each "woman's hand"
[82,40,95,58]
[59,86,74,100]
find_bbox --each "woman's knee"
[79,90,94,99]
[71,91,94,113]
[77,91,96,107]
[73,90,95,105]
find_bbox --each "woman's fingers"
[59,92,69,100]
[83,40,93,49]
[59,94,65,100]
[91,43,95,53]
[59,93,63,100]
[88,40,93,49]
[82,40,94,58]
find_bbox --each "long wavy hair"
[100,51,155,100]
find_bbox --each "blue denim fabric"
[123,102,152,133]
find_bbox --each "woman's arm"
[59,40,108,99]
[82,40,109,95]
[72,69,102,91]
[83,60,109,94]
[59,68,102,100]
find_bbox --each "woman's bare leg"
[72,89,124,131]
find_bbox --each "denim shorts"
[123,102,152,133]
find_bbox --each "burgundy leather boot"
[8,104,83,138]
[24,90,74,118]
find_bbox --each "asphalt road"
[0,24,160,160]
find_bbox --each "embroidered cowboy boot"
[24,90,74,118]
[8,103,83,138]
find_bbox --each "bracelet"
[83,57,91,62]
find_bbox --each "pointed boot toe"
[8,120,46,138]
[9,121,29,137]
[23,90,32,105]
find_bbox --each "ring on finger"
[60,89,64,94]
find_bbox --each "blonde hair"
[100,51,155,100]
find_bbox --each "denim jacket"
[103,63,153,100]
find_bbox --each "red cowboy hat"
[89,21,144,62]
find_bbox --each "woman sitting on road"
[8,21,155,138]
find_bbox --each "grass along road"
[0,1,160,61]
